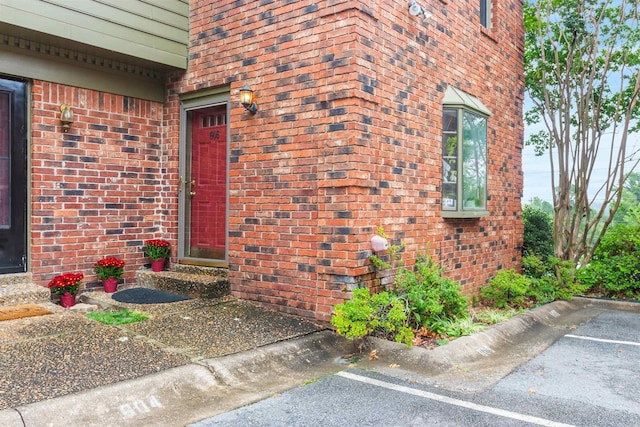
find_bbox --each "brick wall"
[172,0,524,322]
[30,81,171,288]
[25,1,524,321]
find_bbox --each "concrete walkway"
[0,295,637,426]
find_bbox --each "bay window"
[441,87,490,218]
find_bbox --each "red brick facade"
[22,0,523,322]
[30,81,171,288]
[167,0,525,321]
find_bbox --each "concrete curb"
[359,297,640,392]
[0,331,355,427]
[1,297,637,425]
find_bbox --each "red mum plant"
[144,239,171,261]
[48,272,83,296]
[94,257,125,280]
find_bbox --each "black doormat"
[112,288,191,304]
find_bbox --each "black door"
[0,77,27,273]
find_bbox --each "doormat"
[112,288,191,304]
[0,304,53,322]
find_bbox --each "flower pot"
[60,292,76,308]
[151,258,165,272]
[102,277,118,293]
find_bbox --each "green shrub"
[577,223,640,298]
[481,269,531,308]
[522,206,554,259]
[332,244,470,346]
[527,277,557,304]
[330,288,414,346]
[522,254,548,279]
[523,255,560,303]
[395,252,469,334]
[552,257,586,299]
[521,255,583,303]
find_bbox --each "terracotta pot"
[60,292,76,308]
[102,277,118,293]
[151,258,165,272]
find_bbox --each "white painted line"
[565,334,640,347]
[337,371,575,427]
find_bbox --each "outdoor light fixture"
[239,83,258,114]
[408,1,431,19]
[60,104,74,132]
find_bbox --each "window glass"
[462,110,487,210]
[480,0,491,28]
[441,106,488,216]
[442,108,458,211]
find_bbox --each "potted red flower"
[94,257,125,293]
[48,272,83,308]
[144,239,170,272]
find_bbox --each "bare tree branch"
[524,0,640,271]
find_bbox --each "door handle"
[188,179,196,197]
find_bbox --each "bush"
[522,254,548,279]
[577,223,640,298]
[523,255,562,303]
[480,269,531,308]
[395,252,469,335]
[522,206,554,259]
[330,288,414,345]
[331,247,470,346]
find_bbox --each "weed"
[472,307,518,325]
[434,316,487,338]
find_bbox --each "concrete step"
[0,273,50,306]
[135,264,229,299]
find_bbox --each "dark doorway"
[0,77,27,273]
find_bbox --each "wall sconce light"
[60,104,74,132]
[239,83,258,114]
[408,1,431,19]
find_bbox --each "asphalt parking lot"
[193,305,640,427]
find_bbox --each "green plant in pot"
[94,257,125,280]
[94,257,125,293]
[48,272,83,307]
[144,240,171,261]
[144,239,171,272]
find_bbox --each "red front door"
[183,104,227,261]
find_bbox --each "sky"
[522,144,554,203]
[519,0,639,206]
[521,131,640,205]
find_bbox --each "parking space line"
[337,371,575,427]
[565,334,640,347]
